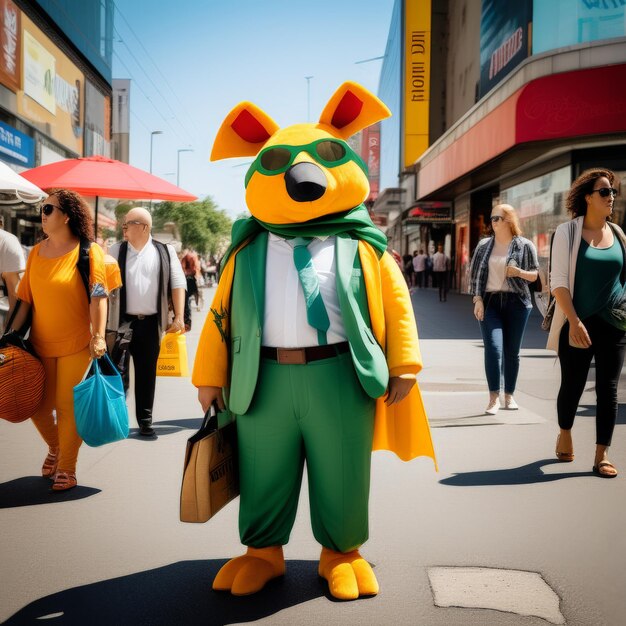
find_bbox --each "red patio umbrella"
[22,155,197,232]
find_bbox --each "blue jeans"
[479,292,531,393]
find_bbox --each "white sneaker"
[485,397,501,415]
[504,395,519,410]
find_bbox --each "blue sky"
[112,0,395,216]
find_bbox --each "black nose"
[284,162,327,202]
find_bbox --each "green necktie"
[292,237,330,345]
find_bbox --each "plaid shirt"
[469,235,539,307]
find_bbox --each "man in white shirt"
[432,244,450,302]
[108,208,186,436]
[412,249,427,288]
[0,219,26,330]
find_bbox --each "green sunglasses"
[244,138,368,187]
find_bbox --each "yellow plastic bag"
[156,332,189,377]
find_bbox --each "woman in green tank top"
[552,168,625,478]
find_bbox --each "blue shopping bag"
[73,353,129,447]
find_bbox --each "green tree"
[152,197,232,255]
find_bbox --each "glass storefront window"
[533,0,626,55]
[501,165,571,260]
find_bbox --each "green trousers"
[237,351,375,553]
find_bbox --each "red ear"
[211,102,280,160]
[330,90,364,129]
[231,109,273,143]
[319,82,391,139]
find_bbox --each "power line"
[111,1,203,141]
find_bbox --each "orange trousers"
[31,347,91,473]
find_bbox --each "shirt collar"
[128,235,153,255]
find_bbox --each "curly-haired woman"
[549,168,624,478]
[9,189,108,490]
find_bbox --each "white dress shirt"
[263,234,347,347]
[111,237,186,315]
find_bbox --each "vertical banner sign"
[23,30,56,114]
[403,0,431,169]
[0,0,20,93]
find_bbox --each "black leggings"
[557,315,626,446]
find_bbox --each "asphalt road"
[1,286,625,625]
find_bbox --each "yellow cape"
[192,240,437,468]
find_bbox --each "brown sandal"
[592,461,618,478]
[51,471,77,491]
[42,448,59,478]
[555,435,574,462]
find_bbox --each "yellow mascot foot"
[213,546,285,596]
[318,547,379,600]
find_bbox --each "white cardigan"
[547,216,626,352]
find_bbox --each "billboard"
[16,14,83,155]
[479,0,532,97]
[0,0,20,93]
[403,0,431,168]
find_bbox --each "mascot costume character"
[193,81,436,601]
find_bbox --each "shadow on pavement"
[0,476,100,508]
[579,404,626,425]
[439,458,595,487]
[126,420,203,441]
[157,418,203,430]
[5,559,331,625]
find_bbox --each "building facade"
[377,0,626,292]
[0,0,114,242]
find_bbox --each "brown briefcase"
[180,403,239,523]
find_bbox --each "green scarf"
[221,204,387,271]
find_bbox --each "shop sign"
[406,202,451,223]
[479,0,532,97]
[23,30,56,114]
[0,119,34,167]
[17,14,84,155]
[0,0,20,93]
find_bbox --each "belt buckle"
[276,348,306,365]
[137,314,146,320]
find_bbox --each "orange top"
[104,255,122,291]
[17,242,107,358]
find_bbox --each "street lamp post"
[304,76,314,122]
[177,148,193,187]
[149,130,163,174]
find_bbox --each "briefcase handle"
[199,401,220,435]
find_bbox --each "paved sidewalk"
[1,286,625,625]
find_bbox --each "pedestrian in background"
[402,253,412,286]
[181,247,200,325]
[432,244,450,302]
[469,204,538,415]
[8,190,108,491]
[413,249,427,288]
[108,208,186,437]
[549,168,624,478]
[0,216,25,330]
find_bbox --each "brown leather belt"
[261,342,349,365]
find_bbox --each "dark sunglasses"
[490,215,507,222]
[122,220,147,229]
[590,187,618,198]
[245,138,368,187]
[41,203,60,216]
